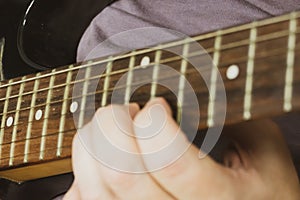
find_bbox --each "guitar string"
[0,48,298,136]
[0,28,299,106]
[0,71,293,163]
[0,69,296,162]
[0,44,296,119]
[1,128,75,147]
[0,18,298,146]
[0,52,298,161]
[0,27,297,100]
[0,130,75,161]
[0,145,72,162]
[0,64,197,118]
[1,129,298,163]
[0,70,297,162]
[0,27,298,91]
[0,12,298,164]
[0,13,298,89]
[2,62,296,145]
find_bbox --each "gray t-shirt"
[77,0,299,60]
[77,0,300,175]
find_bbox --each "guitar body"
[0,173,73,200]
[2,0,113,79]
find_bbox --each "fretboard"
[0,11,299,182]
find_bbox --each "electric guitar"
[0,5,299,199]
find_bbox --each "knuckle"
[104,169,137,189]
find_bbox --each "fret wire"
[9,76,26,166]
[0,12,298,162]
[193,11,300,42]
[57,66,73,157]
[101,58,113,107]
[243,23,258,120]
[0,72,294,151]
[0,66,130,102]
[0,51,218,146]
[1,145,72,162]
[2,69,298,152]
[1,111,90,149]
[0,62,184,120]
[207,31,222,127]
[66,11,298,77]
[150,49,162,99]
[0,79,13,164]
[39,69,56,160]
[0,38,4,82]
[214,45,296,67]
[1,29,298,111]
[0,65,296,148]
[0,28,299,104]
[78,64,92,128]
[284,13,297,112]
[177,41,190,123]
[0,64,206,136]
[217,29,294,56]
[0,44,298,125]
[24,73,41,163]
[124,54,136,105]
[0,13,299,90]
[1,107,120,147]
[3,126,76,147]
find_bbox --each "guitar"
[0,9,299,198]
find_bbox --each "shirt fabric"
[77,0,300,176]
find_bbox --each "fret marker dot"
[226,65,240,80]
[6,116,13,127]
[70,102,79,113]
[35,110,43,120]
[140,56,150,68]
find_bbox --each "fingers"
[73,103,173,200]
[69,98,300,199]
[134,98,237,199]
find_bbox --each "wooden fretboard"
[0,11,299,182]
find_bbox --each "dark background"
[0,0,113,79]
[0,0,34,78]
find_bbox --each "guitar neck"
[0,11,299,182]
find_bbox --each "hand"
[64,98,300,200]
